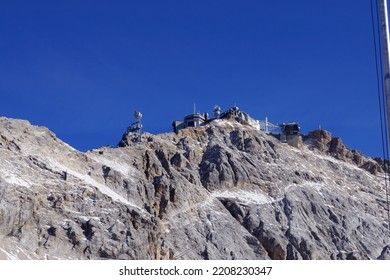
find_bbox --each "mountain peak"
[0,117,389,260]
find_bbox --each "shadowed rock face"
[0,117,389,260]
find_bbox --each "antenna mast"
[379,0,390,232]
[126,111,143,143]
[380,0,390,136]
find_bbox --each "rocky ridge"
[0,117,389,260]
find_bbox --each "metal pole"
[379,0,390,232]
[380,0,390,128]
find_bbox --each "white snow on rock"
[211,190,274,205]
[43,157,146,213]
[0,173,31,188]
[88,153,134,177]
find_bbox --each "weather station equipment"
[126,111,143,143]
[213,105,221,118]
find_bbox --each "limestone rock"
[303,129,383,175]
[0,117,389,260]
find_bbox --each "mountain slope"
[0,117,389,259]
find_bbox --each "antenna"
[127,110,143,143]
[378,0,390,234]
[193,103,196,114]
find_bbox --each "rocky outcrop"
[0,117,389,259]
[303,129,383,175]
[219,106,260,130]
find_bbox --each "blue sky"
[0,0,385,157]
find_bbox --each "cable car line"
[370,0,390,233]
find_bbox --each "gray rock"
[0,117,389,259]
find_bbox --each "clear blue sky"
[0,0,385,157]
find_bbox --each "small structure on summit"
[173,105,260,132]
[213,105,221,118]
[118,111,144,147]
[172,105,210,133]
[126,111,143,143]
[172,105,302,147]
[259,117,280,134]
[279,122,302,147]
[280,122,300,136]
[260,120,301,147]
[218,106,261,130]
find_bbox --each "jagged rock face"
[0,117,389,260]
[219,107,260,130]
[303,129,383,175]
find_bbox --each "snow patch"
[0,248,18,260]
[211,190,273,205]
[88,154,136,178]
[43,157,147,214]
[0,171,31,188]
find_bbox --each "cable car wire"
[370,0,390,232]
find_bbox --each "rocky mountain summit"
[1,116,390,260]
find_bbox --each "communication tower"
[127,111,143,143]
